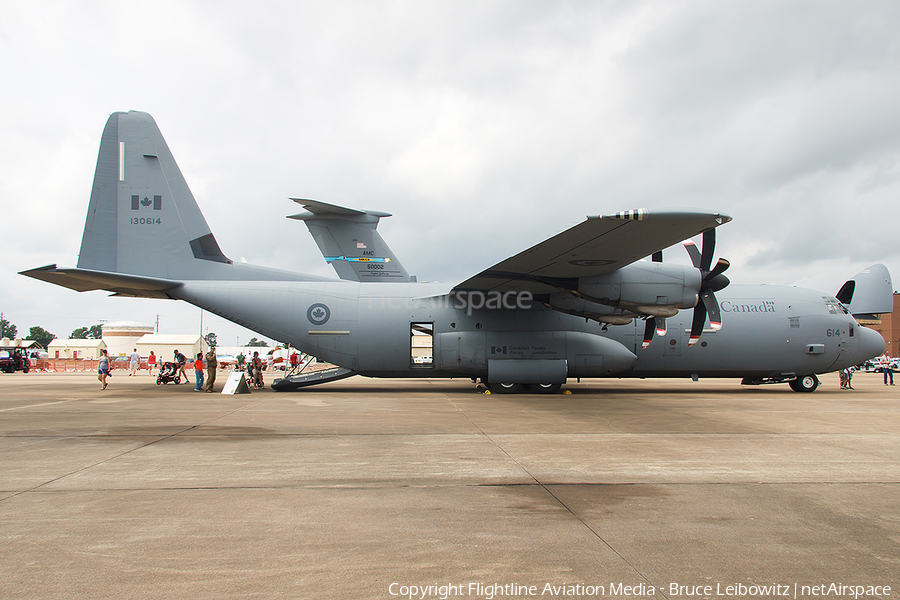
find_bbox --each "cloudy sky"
[2,1,899,345]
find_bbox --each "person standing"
[98,349,111,390]
[204,347,218,393]
[843,367,854,390]
[881,355,894,386]
[194,353,204,391]
[250,351,263,387]
[128,348,141,376]
[147,350,157,376]
[174,349,187,383]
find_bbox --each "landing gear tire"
[489,383,525,394]
[789,374,819,393]
[533,383,562,394]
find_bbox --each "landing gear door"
[439,332,459,369]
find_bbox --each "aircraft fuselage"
[175,280,882,384]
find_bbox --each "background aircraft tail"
[288,199,411,282]
[836,264,894,318]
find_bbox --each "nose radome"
[858,326,886,362]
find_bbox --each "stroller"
[247,363,265,388]
[156,362,181,385]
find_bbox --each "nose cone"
[858,326,886,362]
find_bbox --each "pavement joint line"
[0,399,267,503]
[5,480,900,495]
[444,395,664,596]
[0,398,80,412]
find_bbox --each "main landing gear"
[481,382,563,394]
[742,373,820,393]
[789,374,819,393]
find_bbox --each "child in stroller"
[156,361,182,385]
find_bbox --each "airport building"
[134,334,207,364]
[47,338,107,359]
[101,321,155,357]
[865,292,900,358]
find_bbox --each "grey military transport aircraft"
[22,111,892,393]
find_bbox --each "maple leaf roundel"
[306,303,331,325]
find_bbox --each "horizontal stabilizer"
[287,198,410,282]
[289,198,390,218]
[19,265,181,299]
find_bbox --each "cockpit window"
[823,297,849,315]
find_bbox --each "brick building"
[864,293,900,358]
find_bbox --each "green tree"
[28,326,56,349]
[70,324,102,339]
[247,337,268,347]
[0,318,17,339]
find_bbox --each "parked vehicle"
[0,347,30,373]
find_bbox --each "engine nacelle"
[545,295,637,324]
[577,261,700,314]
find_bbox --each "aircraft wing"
[19,265,181,299]
[453,209,731,295]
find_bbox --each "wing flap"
[454,209,731,294]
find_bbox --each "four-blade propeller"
[682,229,730,346]
[642,229,730,349]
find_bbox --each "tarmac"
[0,370,897,600]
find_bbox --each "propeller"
[641,251,668,349]
[682,229,730,346]
[642,315,668,349]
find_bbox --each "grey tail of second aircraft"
[77,111,232,278]
[287,198,411,282]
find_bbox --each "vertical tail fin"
[287,199,411,282]
[78,111,230,278]
[836,264,893,318]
